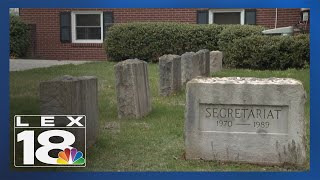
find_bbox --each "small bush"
[10,15,31,58]
[104,22,225,62]
[217,24,266,52]
[224,34,310,70]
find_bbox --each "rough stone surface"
[114,59,152,119]
[159,54,182,96]
[196,49,210,77]
[181,52,200,85]
[40,75,98,148]
[210,51,223,73]
[185,77,307,166]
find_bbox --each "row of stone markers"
[38,50,307,167]
[37,50,221,148]
[159,49,223,96]
[39,59,153,149]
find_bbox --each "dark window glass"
[76,14,101,26]
[75,14,101,40]
[76,27,101,40]
[213,12,241,24]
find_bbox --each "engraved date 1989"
[216,120,270,128]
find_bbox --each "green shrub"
[104,22,225,62]
[217,24,266,52]
[104,22,309,70]
[10,15,31,58]
[224,34,309,70]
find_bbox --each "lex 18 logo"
[14,115,86,167]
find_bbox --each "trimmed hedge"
[217,24,266,52]
[104,22,309,70]
[224,34,310,70]
[105,22,224,62]
[10,15,31,58]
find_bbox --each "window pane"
[213,12,241,24]
[76,27,101,40]
[76,14,101,26]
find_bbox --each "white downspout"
[275,8,278,28]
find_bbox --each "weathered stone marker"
[159,54,182,96]
[40,75,98,148]
[185,77,307,166]
[181,52,199,85]
[210,51,223,73]
[114,59,152,119]
[196,49,210,77]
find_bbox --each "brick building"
[18,8,309,60]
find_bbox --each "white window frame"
[209,9,245,25]
[71,11,103,43]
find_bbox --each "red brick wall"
[19,8,304,60]
[20,9,107,60]
[113,8,198,23]
[256,8,302,29]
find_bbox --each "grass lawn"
[10,62,310,171]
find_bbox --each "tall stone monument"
[114,59,152,119]
[40,75,99,148]
[181,52,199,85]
[159,54,182,96]
[196,49,210,77]
[210,51,223,73]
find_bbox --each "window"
[71,11,103,43]
[209,9,245,25]
[10,8,19,16]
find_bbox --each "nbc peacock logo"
[57,148,85,165]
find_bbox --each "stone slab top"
[196,49,210,53]
[188,77,303,85]
[159,54,180,60]
[115,59,146,66]
[43,75,97,82]
[182,52,196,55]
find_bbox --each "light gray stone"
[181,52,200,85]
[185,77,307,166]
[196,49,210,77]
[40,75,98,148]
[114,59,152,119]
[159,54,182,96]
[210,51,223,73]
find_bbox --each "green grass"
[10,62,310,171]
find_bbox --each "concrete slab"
[10,59,90,72]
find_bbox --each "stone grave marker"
[196,49,210,77]
[40,75,98,148]
[181,52,199,86]
[159,54,182,96]
[114,59,152,119]
[185,77,307,166]
[210,51,223,73]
